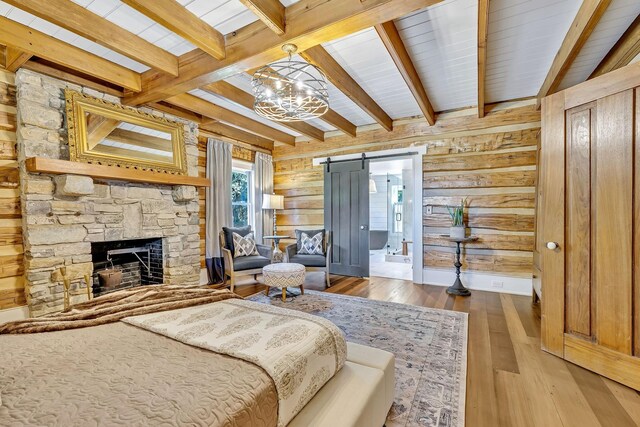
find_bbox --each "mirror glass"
[85,113,175,166]
[66,89,187,175]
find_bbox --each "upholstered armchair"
[219,226,272,292]
[285,229,332,287]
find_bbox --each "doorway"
[369,158,413,281]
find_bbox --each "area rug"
[248,290,468,427]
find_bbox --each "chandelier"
[251,44,329,122]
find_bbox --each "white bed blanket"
[123,299,347,427]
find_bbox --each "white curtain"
[205,139,232,282]
[254,152,274,243]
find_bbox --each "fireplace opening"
[91,238,163,297]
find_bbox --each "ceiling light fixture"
[251,43,329,122]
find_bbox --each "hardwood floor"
[233,274,640,427]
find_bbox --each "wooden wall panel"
[594,90,633,354]
[635,88,640,357]
[565,104,595,337]
[423,192,535,209]
[423,149,536,171]
[0,69,24,310]
[422,212,534,232]
[272,102,540,276]
[423,169,536,189]
[423,249,533,275]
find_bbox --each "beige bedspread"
[0,322,278,426]
[124,299,347,427]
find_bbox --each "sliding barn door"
[324,160,370,277]
[540,63,640,390]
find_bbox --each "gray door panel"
[324,160,370,277]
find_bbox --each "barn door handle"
[546,242,559,250]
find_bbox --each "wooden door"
[539,62,640,390]
[324,160,370,277]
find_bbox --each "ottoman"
[262,262,305,301]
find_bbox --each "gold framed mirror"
[65,89,187,175]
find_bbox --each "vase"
[449,226,466,240]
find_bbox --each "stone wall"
[16,69,201,317]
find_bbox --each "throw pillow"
[233,232,259,257]
[223,225,252,255]
[296,228,324,252]
[299,231,325,255]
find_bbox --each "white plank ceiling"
[558,0,640,91]
[485,0,583,104]
[394,0,478,112]
[0,0,637,135]
[323,27,422,120]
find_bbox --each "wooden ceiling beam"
[300,45,393,131]
[4,47,31,72]
[87,116,120,150]
[0,17,141,91]
[120,0,225,61]
[124,0,442,106]
[106,128,173,152]
[2,0,179,76]
[165,93,296,145]
[537,0,612,106]
[239,0,285,35]
[321,109,357,138]
[22,60,124,97]
[477,0,489,118]
[590,15,640,79]
[202,81,329,141]
[200,122,274,151]
[146,102,203,124]
[375,20,435,125]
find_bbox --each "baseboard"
[422,268,532,296]
[0,305,29,323]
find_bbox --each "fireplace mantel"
[26,157,210,187]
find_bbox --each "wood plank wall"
[197,135,257,270]
[272,102,540,277]
[0,69,25,309]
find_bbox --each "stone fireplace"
[16,69,202,317]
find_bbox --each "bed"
[0,286,394,427]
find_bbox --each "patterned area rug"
[248,290,468,427]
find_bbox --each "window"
[231,162,253,228]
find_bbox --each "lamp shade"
[262,194,284,210]
[369,178,377,193]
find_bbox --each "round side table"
[263,235,290,263]
[442,235,478,296]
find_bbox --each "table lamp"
[262,194,284,235]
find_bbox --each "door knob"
[360,225,368,230]
[546,242,559,250]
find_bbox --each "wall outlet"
[491,280,504,289]
[426,205,433,215]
